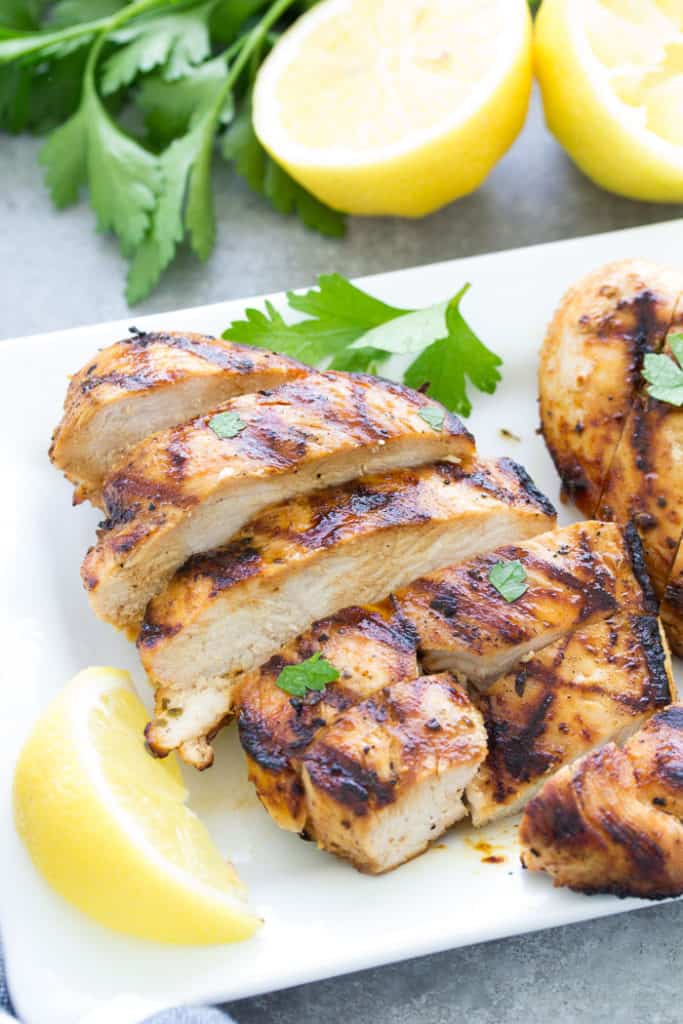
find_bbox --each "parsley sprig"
[223,275,503,414]
[0,0,344,302]
[643,335,683,407]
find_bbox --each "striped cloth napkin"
[0,947,236,1024]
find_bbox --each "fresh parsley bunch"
[0,0,343,302]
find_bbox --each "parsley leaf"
[643,334,683,407]
[208,410,246,438]
[40,64,160,254]
[224,299,367,365]
[488,560,528,602]
[101,4,213,95]
[275,651,340,697]
[137,56,232,147]
[419,406,446,431]
[223,275,502,413]
[403,286,503,415]
[221,104,346,238]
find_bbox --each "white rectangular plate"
[2,219,682,1024]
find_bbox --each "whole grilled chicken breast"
[142,458,554,767]
[398,520,655,683]
[540,256,679,512]
[540,260,681,515]
[520,704,683,899]
[50,330,306,505]
[82,372,475,630]
[466,612,674,827]
[301,674,488,874]
[238,600,420,832]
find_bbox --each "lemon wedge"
[13,667,260,944]
[535,0,683,201]
[253,0,533,216]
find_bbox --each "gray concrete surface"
[2,89,683,1022]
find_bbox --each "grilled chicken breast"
[596,317,683,599]
[466,612,674,827]
[301,674,488,874]
[520,704,683,899]
[50,330,306,505]
[398,521,655,684]
[141,458,555,767]
[540,260,681,515]
[82,372,475,630]
[661,536,683,655]
[238,600,420,832]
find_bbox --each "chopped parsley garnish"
[275,652,340,698]
[223,276,502,416]
[488,559,528,602]
[208,410,246,439]
[419,406,446,431]
[643,335,683,407]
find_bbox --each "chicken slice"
[596,314,683,600]
[519,704,683,899]
[238,600,420,829]
[82,372,475,630]
[466,612,675,827]
[141,458,555,767]
[50,330,306,505]
[398,520,655,684]
[661,534,683,656]
[539,260,681,515]
[300,674,488,874]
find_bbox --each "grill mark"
[303,744,397,816]
[624,521,659,613]
[137,618,181,649]
[486,691,556,792]
[102,469,197,518]
[80,369,159,394]
[632,615,672,707]
[655,705,683,732]
[498,458,557,518]
[180,540,263,597]
[597,810,667,876]
[123,330,279,374]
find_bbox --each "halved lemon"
[253,0,533,216]
[13,667,260,944]
[535,0,683,201]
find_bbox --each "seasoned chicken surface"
[520,704,683,899]
[540,262,683,654]
[661,537,683,655]
[50,330,306,505]
[466,612,675,826]
[238,600,420,831]
[398,521,655,683]
[596,317,683,598]
[301,674,488,874]
[141,458,555,767]
[82,372,474,629]
[540,260,681,515]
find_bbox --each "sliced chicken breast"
[596,319,683,600]
[540,260,681,515]
[301,674,488,874]
[661,535,683,656]
[519,704,683,899]
[466,612,675,827]
[141,458,555,767]
[238,600,420,829]
[82,372,475,629]
[397,521,655,684]
[50,330,306,505]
